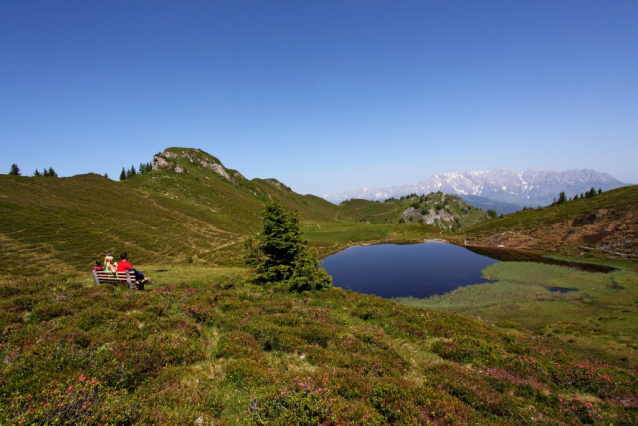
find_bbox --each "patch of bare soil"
[467,209,637,260]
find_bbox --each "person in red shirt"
[117,252,148,284]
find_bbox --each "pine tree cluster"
[552,187,603,205]
[119,162,153,181]
[8,164,58,177]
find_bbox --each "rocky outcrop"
[152,148,243,183]
[402,207,455,227]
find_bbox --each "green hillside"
[0,173,243,275]
[394,192,489,230]
[1,148,491,275]
[463,185,638,259]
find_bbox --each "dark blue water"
[548,286,577,293]
[321,241,499,298]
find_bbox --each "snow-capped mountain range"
[323,169,626,206]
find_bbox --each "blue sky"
[1,0,636,195]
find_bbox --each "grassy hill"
[0,148,492,274]
[396,192,489,230]
[462,185,638,259]
[0,173,246,275]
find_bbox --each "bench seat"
[92,270,143,290]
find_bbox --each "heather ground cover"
[398,260,638,369]
[1,266,636,425]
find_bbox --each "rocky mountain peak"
[152,147,245,183]
[324,168,625,206]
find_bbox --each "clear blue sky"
[1,0,637,195]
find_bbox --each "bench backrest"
[92,270,137,289]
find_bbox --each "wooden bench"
[92,270,144,290]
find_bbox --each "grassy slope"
[1,270,635,424]
[462,185,638,258]
[0,174,246,274]
[3,148,489,272]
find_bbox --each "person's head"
[120,252,128,260]
[104,255,113,264]
[95,261,102,267]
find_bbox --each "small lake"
[321,241,499,298]
[321,241,613,298]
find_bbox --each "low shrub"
[0,374,138,425]
[248,376,338,425]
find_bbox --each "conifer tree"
[34,169,41,177]
[129,165,137,178]
[48,167,57,177]
[252,200,331,291]
[598,188,603,195]
[43,168,50,177]
[9,164,20,176]
[120,168,127,181]
[557,191,567,204]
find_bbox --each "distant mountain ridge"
[324,169,626,206]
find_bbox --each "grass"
[397,260,638,369]
[1,267,637,424]
[466,186,638,234]
[0,147,489,275]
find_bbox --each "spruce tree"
[557,191,567,204]
[43,168,50,177]
[252,200,331,291]
[598,188,603,195]
[255,200,304,283]
[48,167,57,177]
[120,168,127,181]
[9,164,20,176]
[34,169,41,177]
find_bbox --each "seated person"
[116,252,148,284]
[103,255,117,276]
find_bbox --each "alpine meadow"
[2,2,638,425]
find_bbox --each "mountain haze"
[325,168,626,207]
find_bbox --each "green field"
[1,267,636,424]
